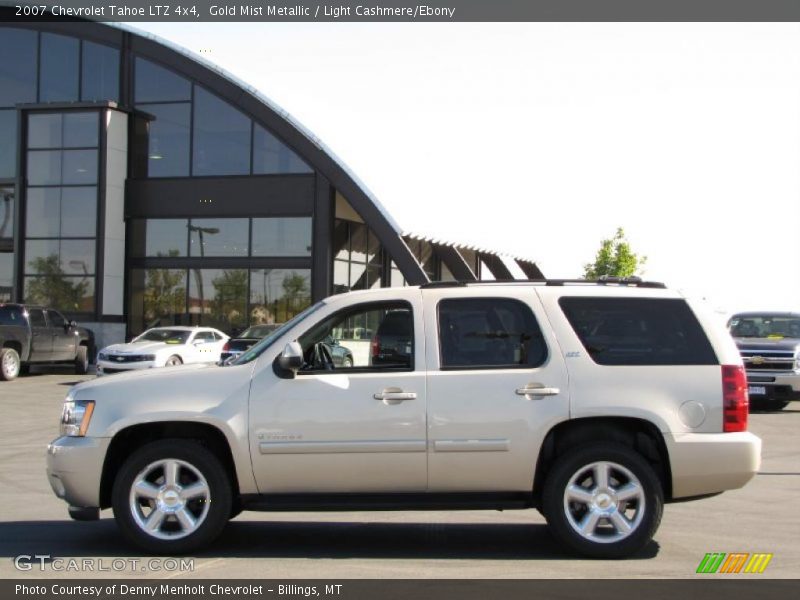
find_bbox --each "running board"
[240,492,533,512]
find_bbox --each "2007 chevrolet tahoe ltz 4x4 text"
[47,279,761,558]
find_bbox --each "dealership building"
[0,14,542,349]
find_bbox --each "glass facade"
[129,267,311,335]
[39,33,79,103]
[333,219,383,293]
[0,23,488,342]
[192,87,251,176]
[23,111,99,314]
[253,124,311,174]
[0,28,38,106]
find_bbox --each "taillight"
[371,335,380,358]
[722,365,748,432]
[222,342,230,352]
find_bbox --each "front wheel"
[164,355,183,367]
[542,442,663,559]
[0,348,21,381]
[111,440,232,554]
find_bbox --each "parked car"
[220,324,279,363]
[728,311,800,410]
[0,303,93,381]
[47,280,760,558]
[96,326,228,376]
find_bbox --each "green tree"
[211,269,248,329]
[26,254,90,312]
[583,228,646,279]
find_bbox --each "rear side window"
[0,306,24,325]
[27,308,46,328]
[438,298,547,369]
[559,297,717,366]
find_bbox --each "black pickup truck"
[0,303,94,381]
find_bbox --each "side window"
[438,298,547,370]
[194,331,214,343]
[47,310,66,328]
[27,308,46,328]
[0,306,24,325]
[558,297,718,366]
[298,301,414,372]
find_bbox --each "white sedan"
[96,326,229,376]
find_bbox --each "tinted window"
[0,305,24,325]
[193,331,215,343]
[27,308,46,327]
[27,151,61,186]
[0,252,11,303]
[0,28,37,107]
[251,217,312,256]
[252,124,312,174]
[298,302,413,371]
[0,110,16,178]
[62,150,98,185]
[141,103,190,177]
[192,87,251,176]
[26,186,97,240]
[25,276,95,313]
[188,219,248,257]
[47,310,66,328]
[81,42,119,102]
[559,297,717,366]
[729,314,800,339]
[28,113,62,149]
[143,219,188,257]
[39,34,79,102]
[134,58,191,102]
[439,298,546,369]
[63,113,98,148]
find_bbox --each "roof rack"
[419,277,666,289]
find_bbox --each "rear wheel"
[542,442,663,558]
[74,345,89,375]
[112,440,232,554]
[0,348,21,381]
[165,355,183,367]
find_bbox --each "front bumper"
[96,358,155,376]
[46,436,110,508]
[745,370,800,400]
[667,431,761,499]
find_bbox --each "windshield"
[134,329,192,344]
[230,302,324,365]
[240,324,279,339]
[728,315,800,339]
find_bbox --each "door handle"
[373,387,417,404]
[516,384,560,398]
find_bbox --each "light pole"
[188,224,219,321]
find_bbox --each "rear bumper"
[46,436,109,508]
[666,431,761,499]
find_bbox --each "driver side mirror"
[278,341,304,371]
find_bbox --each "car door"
[26,308,52,362]
[46,310,75,361]
[248,291,427,493]
[188,330,217,363]
[424,287,570,492]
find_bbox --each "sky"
[130,22,800,315]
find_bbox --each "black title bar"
[6,0,800,22]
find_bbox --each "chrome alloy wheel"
[128,459,210,540]
[2,350,19,378]
[562,461,646,544]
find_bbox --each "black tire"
[112,439,232,554]
[542,442,663,559]
[750,398,789,412]
[342,356,353,368]
[0,347,21,381]
[165,355,183,367]
[74,345,89,375]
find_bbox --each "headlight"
[98,352,107,361]
[60,400,95,437]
